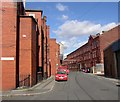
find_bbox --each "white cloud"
[61,15,69,20]
[59,37,83,51]
[60,38,87,52]
[54,20,118,56]
[73,41,88,49]
[63,40,87,59]
[53,20,117,39]
[56,3,68,11]
[99,23,117,33]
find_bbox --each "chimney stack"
[43,16,47,22]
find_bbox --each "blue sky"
[26,2,118,57]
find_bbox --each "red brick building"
[56,43,60,68]
[41,16,50,79]
[25,11,51,79]
[1,2,25,91]
[19,16,37,87]
[25,9,43,67]
[25,9,44,81]
[46,26,51,77]
[104,39,120,78]
[50,39,60,75]
[1,1,60,91]
[63,25,119,74]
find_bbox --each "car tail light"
[64,75,67,77]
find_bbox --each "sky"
[26,2,118,57]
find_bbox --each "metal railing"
[19,74,30,87]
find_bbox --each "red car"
[55,71,68,81]
[58,66,69,75]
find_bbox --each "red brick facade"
[1,2,18,91]
[56,44,60,68]
[19,16,37,87]
[104,39,120,78]
[25,10,43,69]
[0,2,2,91]
[63,25,119,73]
[25,10,44,81]
[1,2,60,91]
[42,16,48,78]
[50,39,60,75]
[100,26,119,63]
[46,26,51,77]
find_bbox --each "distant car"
[66,69,69,75]
[81,68,85,72]
[84,68,90,73]
[55,71,68,81]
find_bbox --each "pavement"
[1,76,55,97]
[2,72,119,100]
[83,72,120,85]
[1,72,120,98]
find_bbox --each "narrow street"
[1,2,120,102]
[3,71,119,100]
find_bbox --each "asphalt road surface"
[3,71,119,100]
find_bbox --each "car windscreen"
[57,71,66,74]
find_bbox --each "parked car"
[81,68,85,72]
[55,71,68,81]
[66,69,69,75]
[84,68,90,73]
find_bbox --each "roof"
[25,9,43,15]
[67,42,88,57]
[90,33,100,39]
[91,35,97,39]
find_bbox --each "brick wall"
[1,2,52,90]
[50,39,57,75]
[104,39,120,78]
[1,2,17,91]
[46,26,51,77]
[56,44,60,68]
[42,16,47,78]
[19,16,37,86]
[104,46,116,78]
[31,18,37,85]
[26,10,44,81]
[25,10,43,68]
[100,25,119,63]
[0,2,2,91]
[49,39,60,75]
